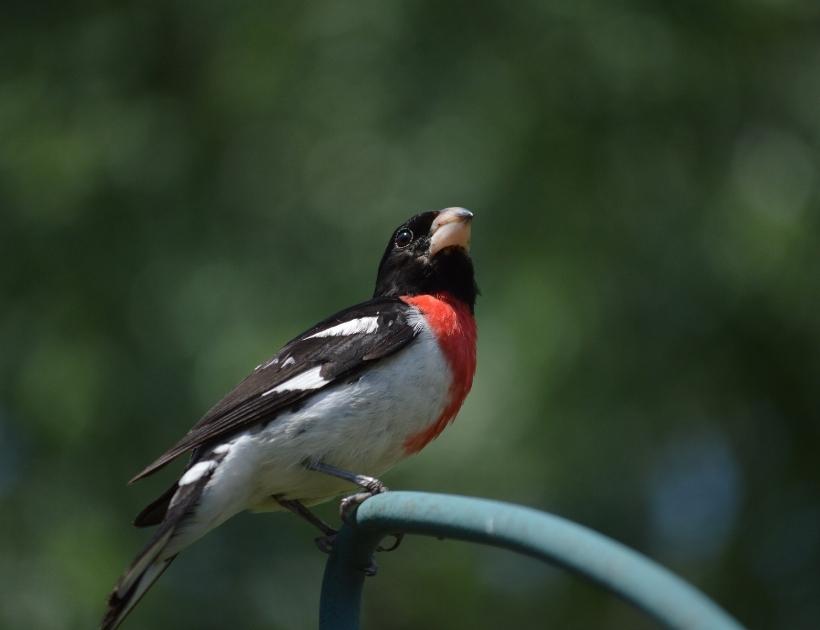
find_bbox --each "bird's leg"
[303,461,388,497]
[302,460,387,522]
[302,460,404,554]
[275,497,338,553]
[275,497,337,535]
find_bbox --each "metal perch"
[320,492,745,630]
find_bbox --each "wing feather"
[129,297,418,483]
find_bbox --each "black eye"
[394,228,413,248]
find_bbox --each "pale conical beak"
[429,207,473,256]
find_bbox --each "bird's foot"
[339,479,388,524]
[376,533,404,553]
[315,533,337,554]
[360,557,379,577]
[315,532,378,575]
[339,492,372,523]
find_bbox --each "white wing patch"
[179,460,217,486]
[256,357,279,371]
[261,366,328,397]
[306,316,379,339]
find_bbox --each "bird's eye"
[394,228,413,248]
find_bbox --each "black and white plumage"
[130,298,422,487]
[102,208,478,629]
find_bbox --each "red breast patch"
[400,293,477,454]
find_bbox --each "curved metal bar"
[320,492,745,630]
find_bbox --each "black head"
[374,207,478,311]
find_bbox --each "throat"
[400,293,477,453]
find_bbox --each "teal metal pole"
[319,492,744,630]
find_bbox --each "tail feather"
[102,553,176,630]
[116,526,175,599]
[133,482,178,528]
[102,454,221,629]
[101,519,179,630]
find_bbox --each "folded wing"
[129,297,420,483]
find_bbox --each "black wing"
[129,297,419,483]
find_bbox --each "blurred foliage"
[2,1,820,629]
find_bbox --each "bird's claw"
[364,478,387,494]
[314,532,380,576]
[314,533,337,554]
[339,492,371,523]
[339,482,388,524]
[376,533,404,553]
[360,558,378,577]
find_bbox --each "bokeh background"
[2,2,819,629]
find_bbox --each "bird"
[101,207,478,629]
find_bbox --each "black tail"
[133,481,178,528]
[101,524,178,630]
[101,456,220,629]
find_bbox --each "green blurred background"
[2,2,819,629]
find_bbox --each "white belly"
[191,320,451,531]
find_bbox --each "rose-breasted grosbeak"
[101,207,478,629]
